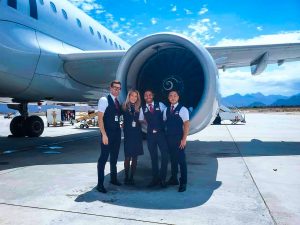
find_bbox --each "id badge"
[115,115,119,122]
[132,121,136,127]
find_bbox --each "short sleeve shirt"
[97,94,117,113]
[163,103,189,122]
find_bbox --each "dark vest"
[142,102,164,133]
[165,104,183,136]
[103,95,121,132]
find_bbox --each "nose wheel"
[9,103,44,137]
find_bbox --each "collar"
[109,93,117,101]
[146,102,154,107]
[171,103,179,109]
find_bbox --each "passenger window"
[39,0,44,5]
[109,39,113,46]
[114,42,118,49]
[7,0,17,9]
[50,2,57,13]
[118,45,122,50]
[97,31,101,39]
[89,26,94,35]
[103,35,107,43]
[76,18,82,28]
[62,9,68,19]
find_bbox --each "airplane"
[1,0,300,137]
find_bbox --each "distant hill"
[272,93,300,106]
[222,92,292,107]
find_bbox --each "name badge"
[144,108,148,113]
[115,115,119,122]
[152,129,157,133]
[175,111,179,115]
[132,121,136,127]
[155,108,159,110]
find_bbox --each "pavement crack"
[0,202,174,225]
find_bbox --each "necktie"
[149,104,154,113]
[171,105,174,113]
[114,98,119,110]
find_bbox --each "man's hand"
[102,134,109,145]
[179,139,186,149]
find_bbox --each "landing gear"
[8,102,44,137]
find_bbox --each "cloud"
[151,18,158,25]
[216,31,300,46]
[219,62,300,97]
[182,18,221,44]
[184,8,193,15]
[171,5,177,12]
[257,26,263,31]
[198,6,208,15]
[120,17,126,22]
[67,0,104,14]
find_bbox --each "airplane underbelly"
[0,21,40,97]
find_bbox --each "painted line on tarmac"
[225,125,278,225]
[0,202,173,225]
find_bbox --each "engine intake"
[117,33,219,134]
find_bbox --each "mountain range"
[222,92,300,107]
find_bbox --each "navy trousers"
[97,130,121,186]
[167,135,187,184]
[147,131,169,181]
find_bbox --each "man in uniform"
[97,80,122,193]
[139,90,169,188]
[164,90,190,192]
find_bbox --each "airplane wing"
[59,50,126,88]
[207,43,300,75]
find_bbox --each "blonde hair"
[122,90,141,112]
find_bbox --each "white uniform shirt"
[97,94,118,113]
[163,103,189,122]
[139,102,166,121]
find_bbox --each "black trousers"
[167,135,187,184]
[147,131,169,181]
[97,130,121,186]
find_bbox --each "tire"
[25,116,44,137]
[10,116,26,137]
[47,123,50,127]
[85,125,89,128]
[79,124,84,129]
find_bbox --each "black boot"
[110,174,122,186]
[96,185,107,193]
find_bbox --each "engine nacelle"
[117,33,219,134]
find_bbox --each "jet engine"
[116,33,219,134]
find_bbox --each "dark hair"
[168,89,180,96]
[143,89,154,95]
[110,80,121,87]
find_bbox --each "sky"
[68,0,300,97]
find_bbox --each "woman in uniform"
[122,90,144,185]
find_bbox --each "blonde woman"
[122,90,144,185]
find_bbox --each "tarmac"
[0,112,299,225]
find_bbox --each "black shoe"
[178,184,186,192]
[167,177,179,185]
[110,179,122,186]
[147,179,159,188]
[96,185,107,193]
[160,180,167,188]
[128,178,135,185]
